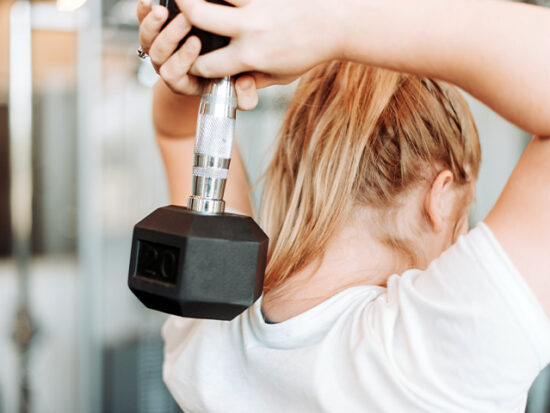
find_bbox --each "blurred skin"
[137,0,550,321]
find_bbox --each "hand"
[137,0,259,110]
[174,0,341,89]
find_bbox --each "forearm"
[152,80,199,205]
[153,80,201,137]
[157,127,254,214]
[153,80,253,214]
[340,0,550,136]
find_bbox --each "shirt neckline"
[247,285,384,348]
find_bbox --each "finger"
[189,46,247,78]
[136,0,152,24]
[159,36,204,95]
[149,14,191,67]
[235,75,258,111]
[139,5,169,52]
[175,0,242,37]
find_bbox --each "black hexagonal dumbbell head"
[128,206,269,320]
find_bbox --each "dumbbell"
[128,1,269,320]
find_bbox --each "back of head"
[259,61,481,293]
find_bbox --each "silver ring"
[137,47,148,59]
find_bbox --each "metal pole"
[76,0,104,411]
[8,2,36,413]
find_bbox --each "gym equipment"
[128,3,268,320]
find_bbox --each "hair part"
[259,61,481,293]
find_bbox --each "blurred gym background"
[0,0,548,412]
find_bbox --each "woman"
[137,0,550,411]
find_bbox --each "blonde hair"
[259,61,481,293]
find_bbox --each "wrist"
[316,0,346,62]
[335,0,391,62]
[336,0,443,74]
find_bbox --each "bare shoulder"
[484,136,550,318]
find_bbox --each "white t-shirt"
[162,223,550,413]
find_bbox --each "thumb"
[235,75,258,110]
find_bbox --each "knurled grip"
[188,77,237,214]
[194,114,235,163]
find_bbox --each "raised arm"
[137,0,254,215]
[342,1,550,318]
[342,0,550,319]
[179,0,550,136]
[341,0,550,137]
[176,0,550,315]
[152,80,252,215]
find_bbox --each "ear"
[424,170,455,233]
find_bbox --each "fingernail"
[153,6,166,19]
[140,0,151,6]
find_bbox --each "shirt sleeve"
[367,223,550,411]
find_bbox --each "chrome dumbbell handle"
[188,76,237,214]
